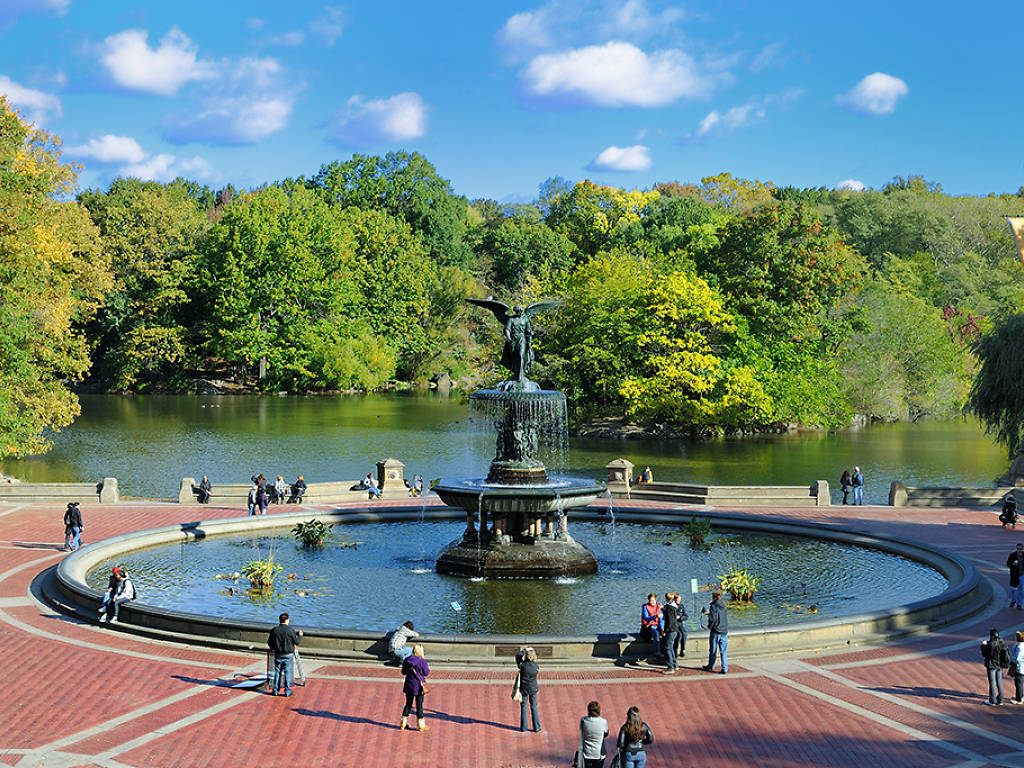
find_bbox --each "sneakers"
[109,617,118,624]
[701,665,714,672]
[283,690,293,697]
[1011,699,1023,705]
[661,668,677,675]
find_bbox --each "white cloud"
[0,75,61,125]
[99,27,212,96]
[609,0,685,40]
[750,42,784,73]
[247,17,266,29]
[498,9,552,50]
[0,0,69,21]
[119,153,213,183]
[836,179,866,191]
[309,5,345,46]
[331,92,427,146]
[270,31,305,46]
[163,57,296,145]
[523,41,719,107]
[65,135,147,164]
[681,89,801,143]
[836,72,908,116]
[588,144,651,172]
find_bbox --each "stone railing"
[888,482,1011,507]
[604,459,829,506]
[0,478,118,504]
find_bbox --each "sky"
[1,0,1021,202]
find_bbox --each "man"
[247,482,258,516]
[389,620,419,663]
[661,592,680,674]
[63,501,83,551]
[640,594,663,660]
[1008,544,1024,609]
[288,476,306,504]
[982,628,1011,705]
[196,476,212,504]
[1001,493,1018,528]
[852,467,865,505]
[702,590,729,674]
[267,612,303,697]
[101,569,135,624]
[671,592,688,659]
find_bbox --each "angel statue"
[467,298,561,391]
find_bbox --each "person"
[576,700,608,768]
[247,482,258,516]
[400,644,431,731]
[1012,631,1024,705]
[852,466,864,505]
[515,646,541,732]
[273,475,287,504]
[640,593,663,659]
[288,476,306,504]
[840,469,852,505]
[1001,493,1019,528]
[661,592,681,674]
[97,566,122,616]
[195,476,212,504]
[615,706,653,768]
[413,474,424,496]
[389,620,419,662]
[365,472,381,499]
[670,592,688,659]
[258,484,270,515]
[102,568,135,623]
[640,466,653,483]
[981,627,1011,705]
[1008,543,1024,609]
[702,590,729,673]
[63,502,83,551]
[267,612,304,697]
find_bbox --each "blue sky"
[1,0,1020,201]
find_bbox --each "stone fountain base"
[436,535,597,577]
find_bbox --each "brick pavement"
[1,500,1022,768]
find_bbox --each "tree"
[545,181,659,258]
[0,98,111,455]
[968,313,1024,455]
[481,218,575,289]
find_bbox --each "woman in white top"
[576,700,609,768]
[1012,630,1024,704]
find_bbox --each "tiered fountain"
[433,299,603,577]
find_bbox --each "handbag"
[609,750,621,768]
[511,671,523,702]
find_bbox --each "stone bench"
[621,481,829,507]
[0,479,118,504]
[177,479,406,505]
[889,482,1013,507]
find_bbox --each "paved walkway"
[1,498,1023,768]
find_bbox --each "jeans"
[1012,583,1024,606]
[646,626,661,656]
[520,691,540,731]
[274,653,294,693]
[988,667,1004,704]
[368,487,381,499]
[664,630,678,669]
[65,526,82,550]
[1015,672,1023,702]
[853,486,863,505]
[708,631,728,672]
[109,596,131,621]
[393,645,413,662]
[402,691,424,718]
[621,751,646,768]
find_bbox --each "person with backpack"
[982,628,1011,705]
[62,501,82,551]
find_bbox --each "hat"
[112,566,122,574]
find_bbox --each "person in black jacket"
[661,592,681,674]
[982,628,1011,705]
[288,476,307,504]
[515,647,541,732]
[1008,543,1024,609]
[1001,493,1019,528]
[701,590,729,674]
[267,612,304,697]
[63,502,83,551]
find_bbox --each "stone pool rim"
[51,505,986,663]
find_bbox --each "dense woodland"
[4,98,1024,456]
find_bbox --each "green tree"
[0,98,112,455]
[968,313,1024,455]
[545,181,660,259]
[480,218,575,289]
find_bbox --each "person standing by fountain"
[852,467,865,505]
[702,590,729,673]
[840,469,852,505]
[1012,631,1024,705]
[247,481,258,516]
[1007,543,1024,609]
[575,700,608,768]
[515,647,541,732]
[661,592,681,674]
[267,612,303,697]
[981,628,1011,705]
[62,501,82,551]
[400,644,431,731]
[389,620,419,662]
[640,594,663,660]
[615,706,653,768]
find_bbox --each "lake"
[0,393,1009,504]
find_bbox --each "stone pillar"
[100,477,119,504]
[558,509,569,537]
[813,480,830,507]
[178,478,195,504]
[377,457,406,498]
[544,511,554,536]
[493,516,504,538]
[889,481,908,507]
[605,459,634,498]
[465,511,476,536]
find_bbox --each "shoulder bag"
[511,671,523,702]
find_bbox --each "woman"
[1013,631,1024,704]
[273,475,287,504]
[576,700,608,768]
[400,644,431,731]
[63,501,82,551]
[102,569,136,624]
[516,647,540,732]
[840,469,852,505]
[616,706,653,768]
[640,594,663,658]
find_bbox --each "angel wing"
[522,300,562,320]
[466,298,512,323]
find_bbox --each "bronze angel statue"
[467,298,561,391]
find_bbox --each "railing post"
[179,478,196,504]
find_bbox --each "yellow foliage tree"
[0,98,111,456]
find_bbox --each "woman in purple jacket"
[400,644,431,731]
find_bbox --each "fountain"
[433,298,603,577]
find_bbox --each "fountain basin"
[431,475,604,516]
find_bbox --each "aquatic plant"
[684,516,711,545]
[292,519,332,548]
[718,567,760,602]
[242,553,282,591]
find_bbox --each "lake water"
[0,393,1009,505]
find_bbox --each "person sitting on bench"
[288,476,307,504]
